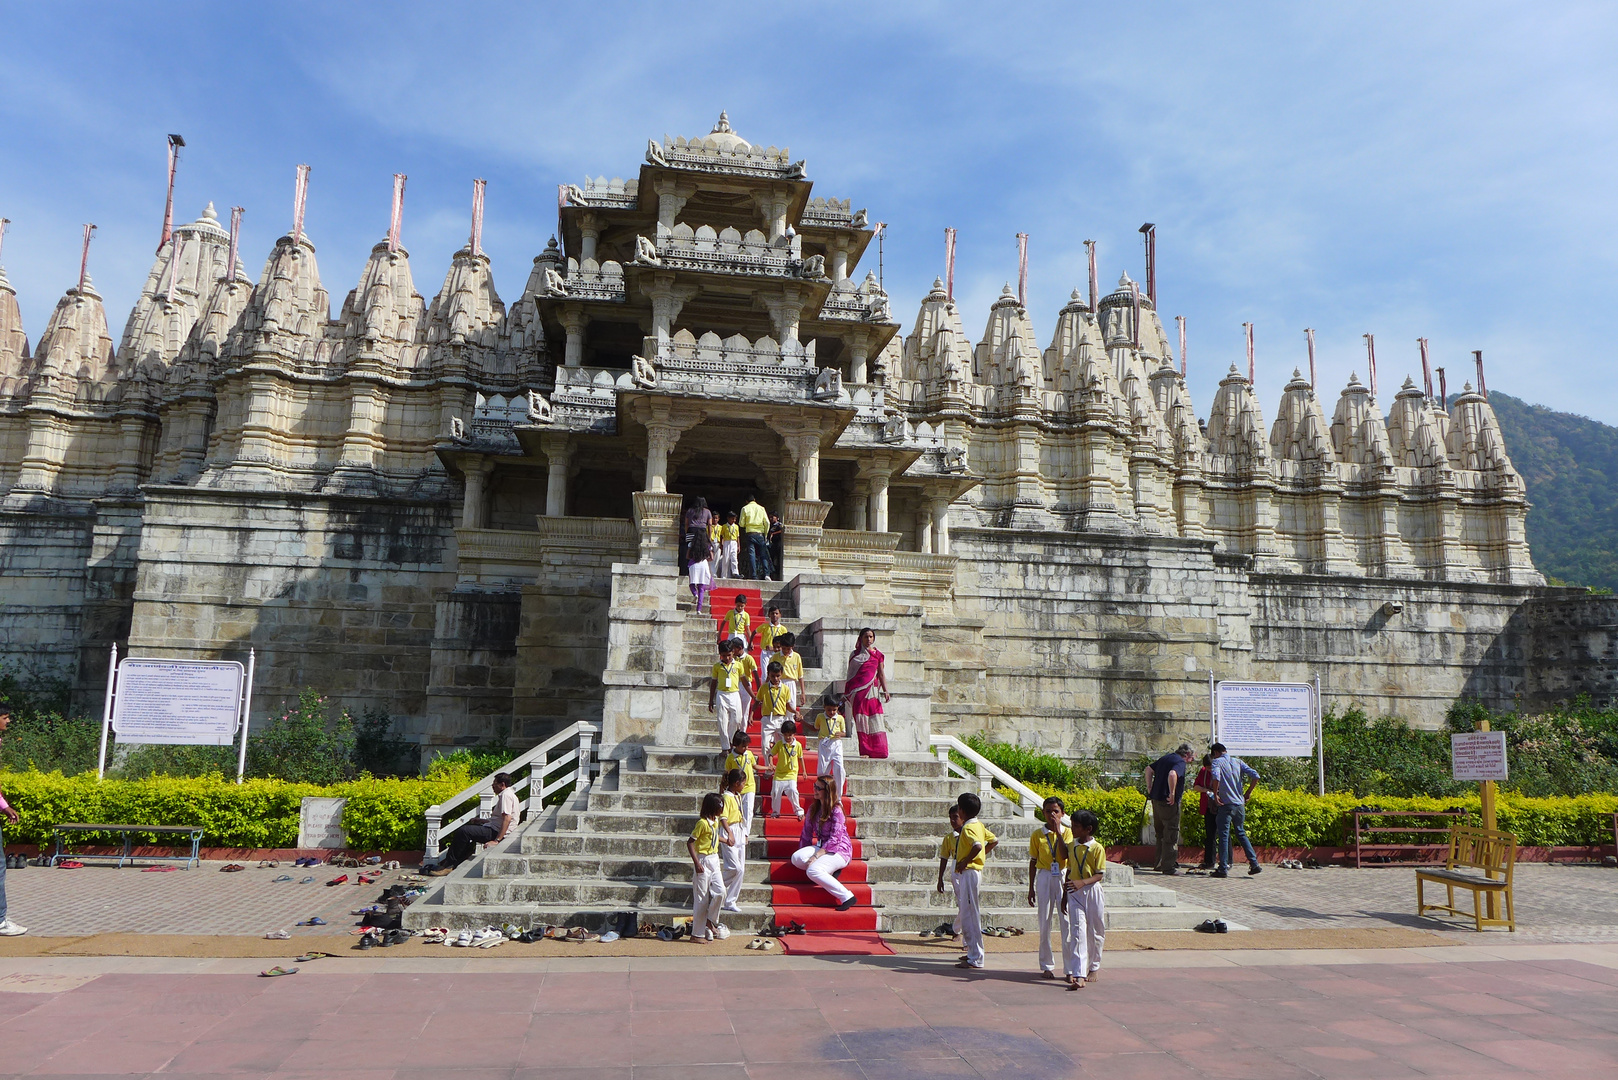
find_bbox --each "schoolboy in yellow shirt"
[1027,796,1074,980]
[774,632,805,715]
[812,695,848,799]
[767,718,804,819]
[718,768,748,914]
[722,730,759,832]
[757,662,795,757]
[720,594,750,648]
[1062,809,1106,990]
[953,792,997,970]
[688,791,731,942]
[707,640,746,746]
[717,512,740,578]
[759,605,787,670]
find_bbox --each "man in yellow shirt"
[767,718,804,818]
[707,640,746,746]
[1027,796,1074,980]
[1062,809,1106,989]
[953,792,998,970]
[738,495,771,579]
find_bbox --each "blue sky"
[3,2,1616,423]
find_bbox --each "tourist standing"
[759,604,787,671]
[1144,743,1194,875]
[774,632,805,717]
[739,495,771,579]
[1027,796,1072,981]
[812,695,848,798]
[0,705,25,937]
[934,804,963,944]
[767,512,784,579]
[791,775,857,911]
[767,719,804,819]
[1061,809,1106,990]
[684,498,714,613]
[1209,742,1262,878]
[845,628,891,758]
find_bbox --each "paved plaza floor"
[0,944,1614,1077]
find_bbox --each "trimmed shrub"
[0,771,459,850]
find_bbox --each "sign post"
[99,654,254,781]
[1212,678,1324,793]
[1451,719,1508,919]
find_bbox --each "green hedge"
[1027,783,1618,848]
[0,772,460,850]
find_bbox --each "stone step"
[615,770,974,799]
[483,851,870,885]
[587,789,958,819]
[518,831,867,860]
[640,747,948,778]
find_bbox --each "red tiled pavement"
[0,949,1613,1076]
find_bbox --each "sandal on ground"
[259,966,298,977]
[1040,970,1056,980]
[142,865,180,873]
[270,875,293,883]
[220,864,246,872]
[325,875,347,886]
[295,917,326,926]
[292,951,334,962]
[1066,976,1084,991]
[57,860,83,869]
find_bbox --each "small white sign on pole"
[111,659,244,745]
[1451,731,1508,782]
[1214,680,1316,757]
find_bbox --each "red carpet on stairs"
[708,585,887,954]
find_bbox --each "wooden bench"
[1351,809,1463,867]
[1415,825,1516,932]
[50,823,205,869]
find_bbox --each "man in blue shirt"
[1144,744,1194,875]
[1208,743,1262,878]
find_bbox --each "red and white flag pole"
[1085,239,1098,313]
[387,174,407,254]
[1015,232,1028,307]
[1473,350,1487,398]
[1363,333,1377,397]
[1244,322,1255,384]
[1305,328,1317,389]
[157,134,184,255]
[227,207,244,284]
[1436,366,1447,407]
[1176,315,1187,377]
[1419,337,1433,399]
[944,227,956,301]
[1131,281,1141,348]
[292,164,311,247]
[78,223,96,293]
[470,178,487,258]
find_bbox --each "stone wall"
[126,487,456,733]
[1503,592,1618,710]
[0,507,96,691]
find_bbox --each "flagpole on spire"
[1131,281,1141,348]
[157,134,185,255]
[1305,328,1317,389]
[874,222,886,291]
[943,227,956,301]
[1176,315,1187,377]
[78,224,96,293]
[292,164,311,246]
[1363,333,1377,397]
[1418,338,1433,399]
[1244,322,1255,384]
[1473,349,1487,398]
[0,218,9,266]
[469,178,487,257]
[1436,366,1447,408]
[1084,239,1098,313]
[387,174,407,253]
[227,207,244,284]
[1139,223,1156,306]
[1015,232,1028,307]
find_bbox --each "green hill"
[1484,392,1618,593]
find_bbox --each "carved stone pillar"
[850,480,870,531]
[644,424,680,493]
[781,498,833,578]
[764,465,797,518]
[541,432,571,517]
[109,415,148,493]
[848,329,871,385]
[559,304,586,368]
[830,238,850,282]
[652,177,694,233]
[639,274,699,357]
[783,433,822,501]
[461,455,494,529]
[632,490,685,566]
[578,212,600,268]
[752,186,792,243]
[867,471,891,533]
[760,285,809,348]
[916,500,934,554]
[930,497,952,555]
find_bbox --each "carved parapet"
[644,224,803,278]
[454,518,638,585]
[890,551,959,614]
[819,528,901,603]
[781,498,832,578]
[632,489,685,566]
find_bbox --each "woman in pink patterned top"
[792,775,856,910]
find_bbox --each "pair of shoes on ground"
[760,920,806,937]
[953,958,984,970]
[446,928,504,948]
[358,928,414,949]
[1193,919,1229,934]
[220,863,246,872]
[4,854,27,870]
[745,937,775,950]
[982,925,1023,938]
[920,922,958,939]
[292,857,321,868]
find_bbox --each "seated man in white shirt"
[429,772,519,875]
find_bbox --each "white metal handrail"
[929,733,1042,818]
[424,721,599,858]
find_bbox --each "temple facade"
[2,114,1606,765]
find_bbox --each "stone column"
[639,274,698,357]
[784,433,821,501]
[578,212,600,267]
[644,423,681,493]
[760,285,808,349]
[850,480,870,531]
[541,432,571,517]
[652,177,694,233]
[559,304,586,368]
[931,497,952,555]
[848,329,871,385]
[830,238,850,282]
[461,456,494,529]
[916,500,934,554]
[865,455,893,533]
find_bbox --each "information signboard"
[1451,730,1508,782]
[1214,680,1316,756]
[110,659,244,745]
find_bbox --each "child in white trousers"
[708,640,746,747]
[934,804,963,940]
[688,791,731,942]
[719,769,748,912]
[1062,808,1107,989]
[1028,796,1074,979]
[952,792,997,970]
[813,697,847,798]
[768,720,804,818]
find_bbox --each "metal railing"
[929,733,1042,818]
[423,721,599,858]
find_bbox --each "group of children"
[934,793,1105,987]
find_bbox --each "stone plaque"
[298,797,348,849]
[1451,731,1508,782]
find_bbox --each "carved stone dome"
[704,111,750,152]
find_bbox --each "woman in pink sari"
[845,627,891,758]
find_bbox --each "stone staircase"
[405,585,1219,934]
